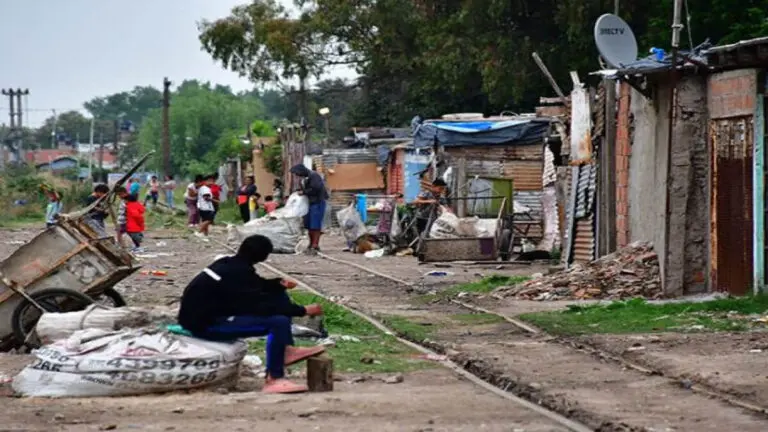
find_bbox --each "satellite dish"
[594,14,638,68]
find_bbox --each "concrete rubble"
[494,241,663,300]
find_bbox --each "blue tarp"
[412,117,550,148]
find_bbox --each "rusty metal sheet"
[574,164,597,218]
[708,70,758,119]
[572,215,595,264]
[710,116,754,295]
[570,86,593,162]
[502,160,543,191]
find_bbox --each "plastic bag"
[336,204,367,245]
[230,217,304,253]
[272,192,309,219]
[12,328,246,397]
[429,207,460,239]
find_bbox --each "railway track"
[305,252,768,421]
[208,238,592,432]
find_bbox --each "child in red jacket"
[125,194,146,251]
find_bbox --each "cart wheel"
[499,229,514,261]
[11,288,94,348]
[92,287,127,307]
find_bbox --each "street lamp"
[318,107,331,145]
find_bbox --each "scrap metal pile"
[494,241,663,301]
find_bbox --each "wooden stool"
[306,355,334,392]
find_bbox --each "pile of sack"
[12,306,247,398]
[227,192,309,253]
[429,206,498,240]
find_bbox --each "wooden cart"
[416,197,514,263]
[0,152,154,349]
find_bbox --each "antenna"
[594,14,638,69]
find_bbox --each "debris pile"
[495,241,663,300]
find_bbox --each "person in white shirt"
[196,184,215,237]
[185,175,204,227]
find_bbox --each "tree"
[137,80,267,176]
[84,86,163,126]
[198,0,339,120]
[34,110,92,148]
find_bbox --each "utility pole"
[599,1,620,255]
[2,89,29,163]
[50,109,58,149]
[88,117,95,180]
[15,89,28,162]
[162,77,171,178]
[98,129,105,178]
[1,90,15,169]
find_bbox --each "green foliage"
[520,296,768,335]
[0,167,91,226]
[136,80,267,176]
[262,140,283,177]
[250,119,276,137]
[279,291,431,373]
[205,0,768,127]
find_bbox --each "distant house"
[26,147,118,171]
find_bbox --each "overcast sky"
[0,0,355,127]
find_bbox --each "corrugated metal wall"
[446,145,544,191]
[322,148,379,167]
[445,144,545,242]
[387,149,405,196]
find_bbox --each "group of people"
[184,173,222,238]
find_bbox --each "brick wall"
[615,82,632,248]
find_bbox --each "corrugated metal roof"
[591,41,711,77]
[574,164,597,218]
[515,191,542,216]
[705,36,768,54]
[322,148,380,166]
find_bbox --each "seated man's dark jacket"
[178,255,306,334]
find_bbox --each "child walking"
[45,191,62,228]
[125,194,146,252]
[196,182,215,238]
[116,186,130,248]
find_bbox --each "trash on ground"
[140,270,168,277]
[242,354,264,369]
[416,353,448,362]
[494,241,662,301]
[384,373,404,384]
[12,328,246,397]
[425,271,453,277]
[364,249,386,259]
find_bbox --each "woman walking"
[237,176,257,223]
[185,175,204,227]
[163,175,177,208]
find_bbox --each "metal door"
[710,116,754,295]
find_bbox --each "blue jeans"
[304,201,326,230]
[165,190,174,208]
[203,315,294,379]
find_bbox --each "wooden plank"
[307,355,334,392]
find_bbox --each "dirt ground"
[4,228,768,430]
[0,228,570,431]
[263,235,768,431]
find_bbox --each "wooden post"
[306,355,334,392]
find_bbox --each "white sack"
[473,218,499,238]
[429,207,460,239]
[36,305,177,345]
[336,204,367,244]
[229,217,303,254]
[13,328,246,397]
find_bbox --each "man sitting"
[178,234,325,394]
